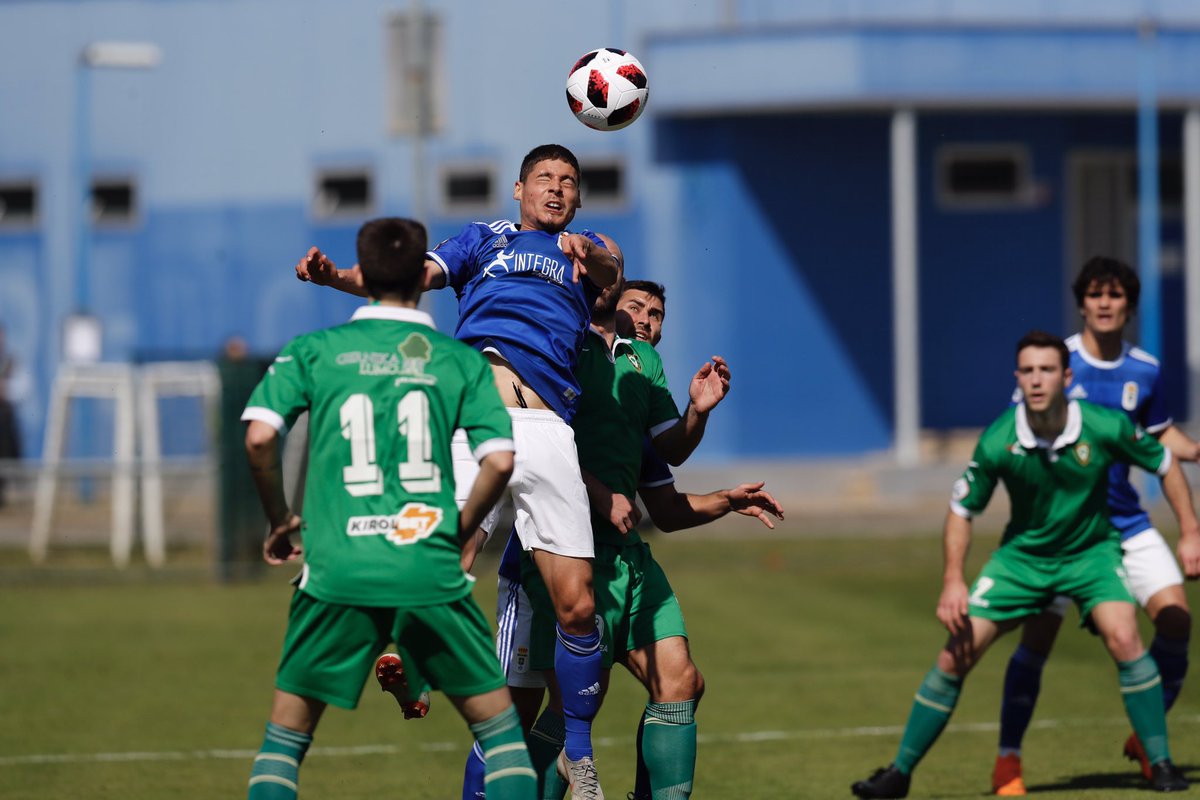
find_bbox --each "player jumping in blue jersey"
[991,256,1200,796]
[296,144,620,799]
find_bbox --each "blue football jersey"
[428,220,604,422]
[638,435,675,490]
[1064,333,1173,539]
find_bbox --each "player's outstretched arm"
[458,450,513,544]
[937,509,973,635]
[639,481,784,533]
[245,419,303,564]
[1159,458,1200,578]
[1157,424,1200,462]
[295,246,368,296]
[582,468,642,535]
[560,232,619,287]
[652,356,731,466]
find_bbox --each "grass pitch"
[2,530,1197,798]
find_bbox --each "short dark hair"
[356,217,428,300]
[1016,329,1069,370]
[1072,256,1140,311]
[518,144,580,183]
[621,280,666,314]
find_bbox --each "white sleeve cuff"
[648,418,679,439]
[1157,448,1173,477]
[638,476,676,489]
[473,437,515,461]
[949,501,973,520]
[1146,418,1174,435]
[241,406,287,432]
[426,251,451,285]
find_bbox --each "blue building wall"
[1,0,1198,459]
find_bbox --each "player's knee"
[1153,604,1192,640]
[554,597,596,634]
[1102,625,1145,662]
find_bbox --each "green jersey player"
[852,330,1199,799]
[241,218,535,800]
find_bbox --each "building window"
[0,181,37,228]
[580,161,626,208]
[314,170,373,219]
[386,12,445,135]
[91,178,136,225]
[936,146,1033,209]
[440,164,496,214]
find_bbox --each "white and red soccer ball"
[565,48,649,131]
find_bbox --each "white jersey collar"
[588,325,634,362]
[350,305,436,328]
[1067,332,1128,370]
[1015,399,1082,451]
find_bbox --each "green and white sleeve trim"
[473,437,515,461]
[241,406,287,432]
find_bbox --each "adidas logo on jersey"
[578,682,602,696]
[492,234,509,249]
[1068,384,1088,399]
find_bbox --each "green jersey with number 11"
[951,399,1170,558]
[242,306,513,607]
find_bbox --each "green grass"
[2,531,1198,798]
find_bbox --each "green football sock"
[469,705,537,800]
[527,707,569,800]
[247,722,311,800]
[641,700,697,799]
[894,667,962,774]
[1118,653,1170,765]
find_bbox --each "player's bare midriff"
[485,351,552,411]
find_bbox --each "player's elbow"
[244,421,278,458]
[482,450,515,482]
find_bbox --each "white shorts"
[496,574,546,689]
[1121,527,1185,607]
[1045,527,1183,615]
[451,408,593,559]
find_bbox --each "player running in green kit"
[851,330,1199,799]
[241,217,535,800]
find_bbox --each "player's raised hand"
[688,355,731,414]
[936,579,971,634]
[263,513,303,565]
[727,482,784,529]
[296,246,336,284]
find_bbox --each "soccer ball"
[565,48,649,131]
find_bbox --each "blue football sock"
[555,619,602,761]
[998,644,1047,753]
[462,740,486,800]
[1150,634,1189,713]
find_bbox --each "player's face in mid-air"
[616,289,664,345]
[1014,346,1071,413]
[1079,279,1129,336]
[513,158,581,233]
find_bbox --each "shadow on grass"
[1027,762,1197,794]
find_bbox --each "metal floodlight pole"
[72,41,163,317]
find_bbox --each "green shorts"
[524,541,688,671]
[275,589,505,709]
[967,542,1134,624]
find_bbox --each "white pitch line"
[1,714,1195,768]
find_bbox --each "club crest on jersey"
[1074,442,1091,466]
[626,351,642,372]
[395,333,436,386]
[1122,381,1139,411]
[1009,442,1026,456]
[345,502,444,545]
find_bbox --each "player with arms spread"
[241,217,535,800]
[851,330,1198,799]
[296,144,619,798]
[992,257,1200,795]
